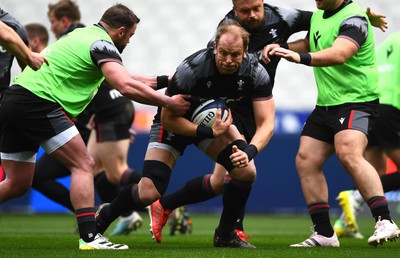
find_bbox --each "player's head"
[25,23,49,53]
[213,19,249,75]
[232,0,265,32]
[99,4,140,53]
[48,0,81,38]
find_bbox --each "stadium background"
[1,0,399,215]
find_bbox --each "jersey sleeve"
[90,40,123,67]
[338,15,368,48]
[275,6,312,34]
[167,56,197,97]
[252,62,273,100]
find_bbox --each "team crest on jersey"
[237,80,244,91]
[269,28,278,38]
[206,81,212,88]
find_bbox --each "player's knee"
[137,178,161,205]
[232,168,256,182]
[142,160,171,196]
[295,150,315,173]
[104,172,120,185]
[210,175,224,194]
[217,139,247,172]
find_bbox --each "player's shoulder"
[178,48,213,72]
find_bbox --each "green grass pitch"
[0,212,399,257]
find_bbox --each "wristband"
[156,75,169,90]
[196,126,214,138]
[244,144,258,161]
[299,53,312,66]
[278,42,289,49]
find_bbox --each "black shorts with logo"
[301,100,379,144]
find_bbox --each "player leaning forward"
[0,4,189,250]
[95,19,275,248]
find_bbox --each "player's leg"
[335,129,398,246]
[204,126,256,248]
[97,138,145,235]
[31,153,74,211]
[149,163,225,240]
[96,147,176,237]
[49,129,127,250]
[158,163,224,211]
[290,136,340,247]
[0,157,35,202]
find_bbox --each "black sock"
[94,172,120,203]
[120,168,142,186]
[381,172,400,193]
[96,184,145,234]
[216,179,252,239]
[367,196,391,221]
[234,207,245,231]
[75,207,97,242]
[222,177,245,231]
[160,174,217,210]
[308,202,333,237]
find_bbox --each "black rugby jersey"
[165,47,272,141]
[209,4,312,87]
[0,8,29,95]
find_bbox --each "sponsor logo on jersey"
[314,31,321,48]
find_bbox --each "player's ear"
[117,26,125,37]
[213,41,217,54]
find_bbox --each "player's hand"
[167,94,191,116]
[261,43,280,64]
[366,7,388,32]
[271,48,300,63]
[230,145,248,168]
[27,52,49,70]
[211,108,232,137]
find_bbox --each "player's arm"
[229,98,275,167]
[0,21,48,70]
[130,74,171,90]
[249,98,275,153]
[102,62,190,116]
[272,37,357,66]
[161,105,232,138]
[272,16,366,67]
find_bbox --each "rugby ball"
[191,99,228,127]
